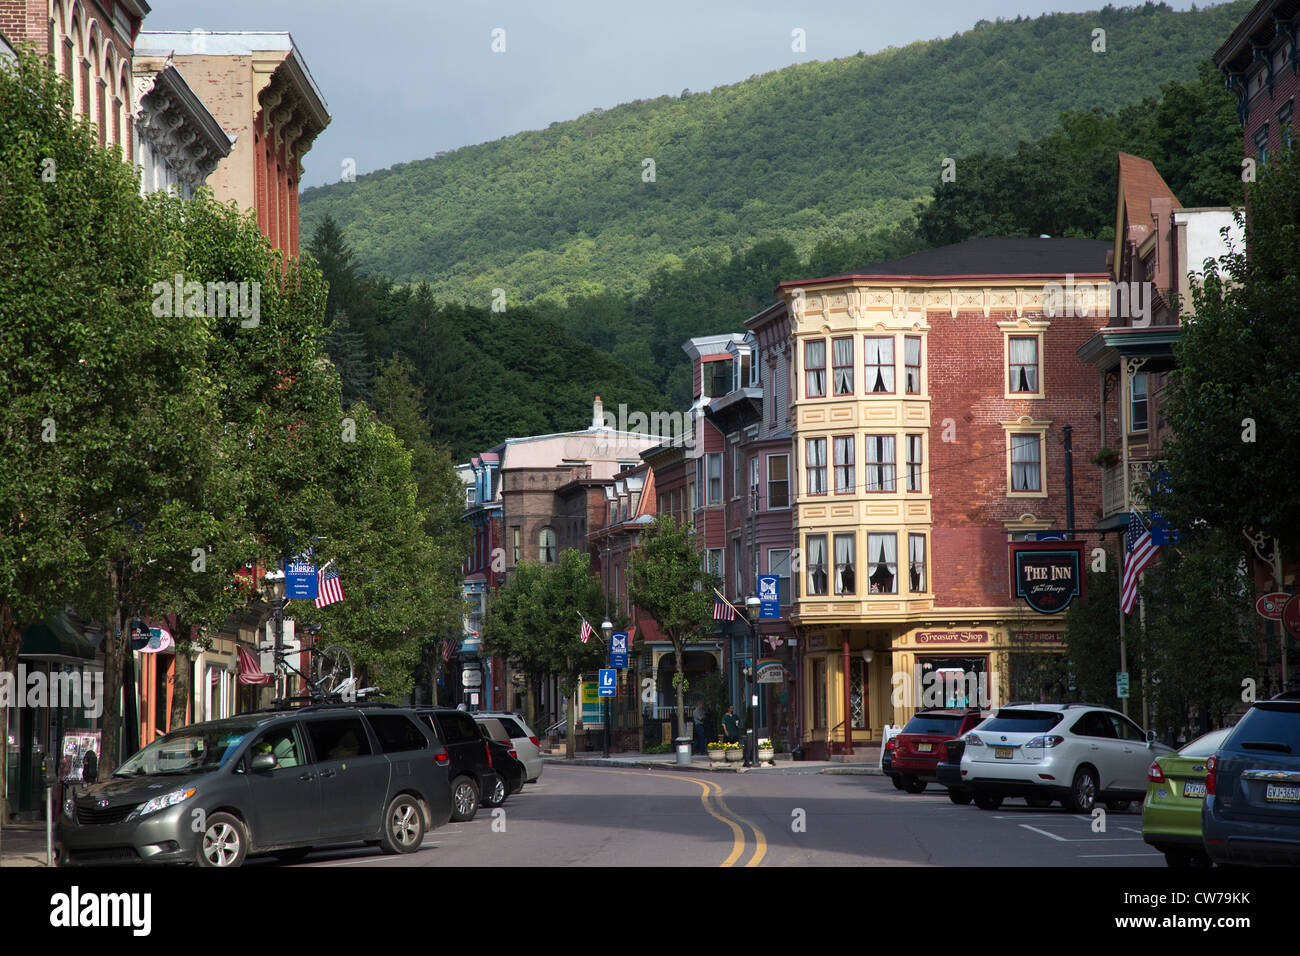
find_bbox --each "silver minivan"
[474,712,543,782]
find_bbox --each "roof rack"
[242,697,399,716]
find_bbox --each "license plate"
[917,743,932,753]
[1265,784,1300,803]
[1182,781,1206,798]
[994,746,1014,759]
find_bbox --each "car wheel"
[483,776,508,808]
[196,812,247,868]
[973,791,1003,811]
[1066,767,1099,814]
[902,775,927,794]
[888,774,906,791]
[379,795,426,854]
[1025,794,1053,809]
[450,776,480,822]
[273,846,312,864]
[1105,799,1132,813]
[948,789,972,805]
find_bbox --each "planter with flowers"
[724,742,743,762]
[707,741,727,765]
[757,738,775,764]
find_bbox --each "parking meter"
[42,753,59,786]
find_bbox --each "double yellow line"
[601,768,766,866]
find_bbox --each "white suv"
[959,703,1173,812]
[474,712,543,783]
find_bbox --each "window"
[1255,124,1269,165]
[813,659,827,729]
[305,717,372,761]
[1009,336,1039,393]
[1280,103,1293,147]
[248,726,303,770]
[749,350,760,386]
[834,533,856,595]
[767,454,789,509]
[908,534,926,592]
[733,445,743,498]
[867,533,897,594]
[769,549,791,605]
[1130,371,1148,432]
[734,539,744,594]
[688,480,696,513]
[704,548,723,584]
[806,535,828,595]
[707,453,722,504]
[832,337,854,395]
[805,339,826,398]
[864,337,895,393]
[704,360,731,398]
[805,439,827,495]
[539,527,557,563]
[1010,434,1042,492]
[864,435,896,492]
[511,527,520,564]
[368,715,430,753]
[904,336,922,394]
[748,456,759,508]
[906,435,923,492]
[833,436,855,494]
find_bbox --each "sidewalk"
[541,749,883,775]
[0,822,56,867]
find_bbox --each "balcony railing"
[1101,458,1164,517]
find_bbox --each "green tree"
[627,516,719,737]
[1063,559,1126,709]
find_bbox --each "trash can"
[674,736,692,767]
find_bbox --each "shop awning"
[19,613,97,663]
[237,643,272,685]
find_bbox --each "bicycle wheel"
[315,644,354,695]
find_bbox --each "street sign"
[609,631,628,668]
[756,659,784,684]
[1256,592,1291,621]
[1116,671,1130,699]
[1034,532,1066,541]
[1282,595,1300,641]
[285,553,318,600]
[598,668,616,697]
[461,668,482,688]
[758,574,780,618]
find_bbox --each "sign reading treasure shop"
[1009,540,1085,614]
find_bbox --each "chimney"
[592,395,604,430]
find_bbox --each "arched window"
[538,527,557,564]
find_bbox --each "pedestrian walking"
[722,705,740,744]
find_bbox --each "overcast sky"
[142,0,1216,190]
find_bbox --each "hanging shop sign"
[1009,540,1085,615]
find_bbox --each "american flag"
[442,638,456,662]
[315,566,345,608]
[579,616,595,643]
[1121,511,1159,615]
[712,596,737,621]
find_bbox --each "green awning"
[19,613,97,662]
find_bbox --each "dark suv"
[415,708,518,821]
[59,704,452,867]
[885,709,986,794]
[1202,694,1300,866]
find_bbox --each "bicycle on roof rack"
[261,638,384,708]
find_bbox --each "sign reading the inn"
[1009,541,1085,614]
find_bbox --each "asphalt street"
[256,764,1166,867]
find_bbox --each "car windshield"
[980,710,1063,733]
[115,723,260,776]
[902,714,963,735]
[1179,728,1232,757]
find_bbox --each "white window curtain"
[1009,337,1038,392]
[834,533,856,595]
[807,535,828,595]
[834,436,854,493]
[806,439,827,495]
[865,435,895,492]
[805,340,826,397]
[868,533,897,594]
[909,534,926,592]
[905,337,922,393]
[832,337,854,395]
[864,337,895,393]
[906,435,922,491]
[1011,433,1040,491]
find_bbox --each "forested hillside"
[300,1,1250,312]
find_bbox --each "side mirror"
[250,753,276,772]
[1146,729,1157,748]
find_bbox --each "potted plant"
[707,741,726,764]
[724,741,743,762]
[1090,446,1120,468]
[757,738,775,763]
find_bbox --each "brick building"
[1214,0,1300,169]
[772,238,1115,757]
[137,30,329,257]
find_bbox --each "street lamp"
[262,567,286,704]
[601,618,613,757]
[744,596,761,767]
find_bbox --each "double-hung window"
[1009,336,1039,393]
[805,438,827,496]
[864,337,894,393]
[769,549,791,605]
[867,533,897,594]
[1130,371,1148,432]
[707,453,722,504]
[832,337,854,395]
[767,454,789,508]
[834,533,856,595]
[805,340,826,398]
[864,435,896,492]
[1010,433,1042,492]
[905,435,922,492]
[904,336,922,394]
[833,436,854,494]
[806,535,828,596]
[908,534,926,592]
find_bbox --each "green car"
[1141,728,1231,867]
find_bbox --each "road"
[254,764,1166,867]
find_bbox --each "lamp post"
[263,567,287,704]
[601,618,613,757]
[744,596,761,767]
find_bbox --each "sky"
[142,0,1219,190]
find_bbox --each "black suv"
[415,708,520,821]
[59,704,452,867]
